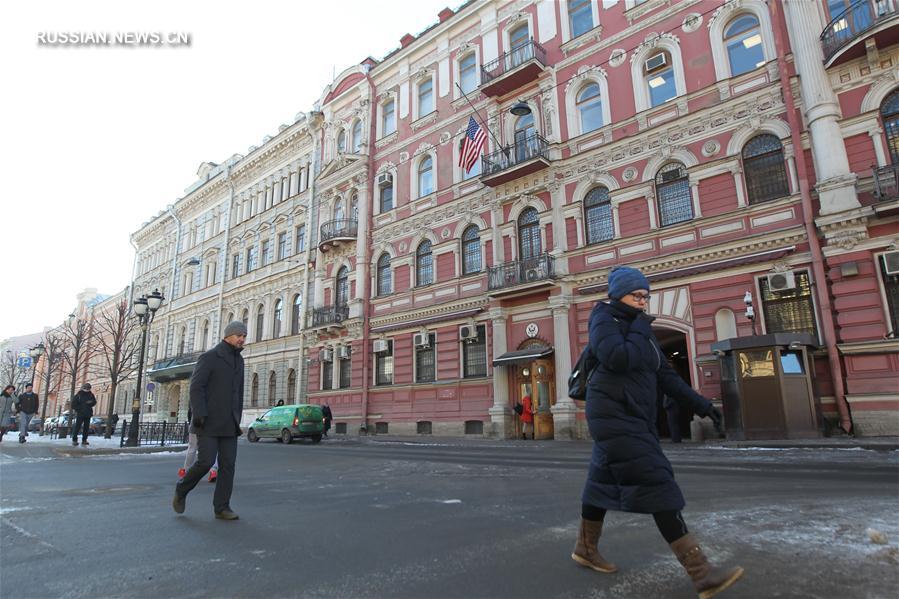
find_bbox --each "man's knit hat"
[608,266,650,300]
[223,321,248,338]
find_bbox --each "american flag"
[458,116,487,174]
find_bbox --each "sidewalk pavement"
[0,431,186,457]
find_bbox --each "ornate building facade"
[134,0,899,438]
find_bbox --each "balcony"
[487,254,555,294]
[319,219,358,252]
[874,164,899,201]
[821,0,899,67]
[147,351,203,382]
[481,133,551,187]
[480,39,547,97]
[308,304,349,330]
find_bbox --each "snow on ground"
[7,432,185,450]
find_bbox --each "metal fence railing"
[821,0,898,62]
[119,421,189,447]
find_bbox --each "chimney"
[438,8,454,23]
[400,33,415,48]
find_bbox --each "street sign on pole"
[146,382,155,392]
[17,357,32,369]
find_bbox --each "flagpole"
[454,82,505,153]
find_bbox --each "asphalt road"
[1,437,897,599]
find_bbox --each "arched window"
[178,326,186,355]
[241,309,249,327]
[268,372,277,406]
[334,200,345,223]
[335,266,349,308]
[255,304,265,342]
[379,174,394,212]
[742,134,790,204]
[461,225,482,275]
[272,299,283,339]
[251,373,259,407]
[509,23,530,68]
[576,83,603,134]
[287,369,296,402]
[724,14,764,77]
[201,320,210,351]
[416,240,433,286]
[226,312,234,325]
[569,0,593,38]
[518,207,541,259]
[337,129,347,153]
[377,254,392,296]
[291,293,302,335]
[715,308,737,341]
[514,113,536,162]
[418,78,434,117]
[881,89,899,164]
[655,162,693,226]
[350,194,358,222]
[382,99,396,136]
[351,120,363,153]
[459,53,477,94]
[418,156,434,197]
[644,50,676,107]
[584,186,613,244]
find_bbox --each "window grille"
[655,163,693,226]
[584,186,613,244]
[743,134,789,204]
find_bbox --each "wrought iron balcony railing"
[488,254,555,291]
[873,163,899,201]
[821,0,898,62]
[481,39,547,84]
[320,219,358,244]
[309,304,350,328]
[482,133,550,179]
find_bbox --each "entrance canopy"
[492,346,553,366]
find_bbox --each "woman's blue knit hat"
[608,266,650,299]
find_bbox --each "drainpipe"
[299,113,323,403]
[770,1,853,434]
[128,237,139,306]
[358,70,378,434]
[215,162,237,340]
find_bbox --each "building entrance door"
[514,359,555,440]
[653,328,694,441]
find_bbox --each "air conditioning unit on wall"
[766,270,797,293]
[377,172,392,186]
[413,333,430,348]
[459,325,478,342]
[372,339,389,354]
[645,52,668,72]
[337,346,351,360]
[883,251,899,276]
[319,349,333,362]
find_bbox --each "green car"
[247,404,324,444]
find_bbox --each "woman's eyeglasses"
[630,292,651,302]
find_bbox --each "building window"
[584,186,613,244]
[459,53,477,94]
[334,200,345,223]
[644,51,676,107]
[743,134,790,204]
[352,120,363,153]
[416,240,433,286]
[350,194,358,223]
[201,320,209,351]
[251,373,259,407]
[880,255,899,334]
[418,156,434,197]
[295,225,306,254]
[232,254,240,278]
[268,372,277,406]
[339,354,352,389]
[379,175,394,212]
[322,356,333,390]
[246,246,258,271]
[509,23,530,68]
[178,326,186,355]
[287,369,296,402]
[461,225,481,275]
[335,266,349,308]
[576,82,604,134]
[261,240,270,266]
[291,293,302,335]
[382,99,396,136]
[337,129,347,154]
[655,162,693,227]
[278,232,288,260]
[241,309,249,328]
[415,333,436,383]
[518,207,542,259]
[514,113,536,163]
[760,271,818,338]
[272,299,283,339]
[724,14,765,76]
[255,304,265,342]
[375,340,394,386]
[418,78,434,117]
[569,0,593,38]
[463,325,487,378]
[377,253,392,296]
[881,89,899,164]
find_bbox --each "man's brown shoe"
[172,493,185,514]
[215,509,239,520]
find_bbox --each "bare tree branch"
[91,299,142,436]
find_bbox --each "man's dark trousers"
[72,414,90,443]
[175,435,237,513]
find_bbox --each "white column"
[491,206,503,264]
[612,203,621,238]
[690,180,702,218]
[549,295,578,439]
[487,308,512,439]
[786,155,799,195]
[870,128,887,168]
[784,0,860,214]
[646,196,657,229]
[732,169,747,207]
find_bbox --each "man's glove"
[192,416,206,430]
[708,406,724,434]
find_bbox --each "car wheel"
[312,434,322,444]
[247,429,258,443]
[281,429,293,444]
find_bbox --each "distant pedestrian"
[572,266,742,598]
[16,383,39,443]
[173,321,246,521]
[322,404,332,438]
[275,399,284,406]
[0,386,16,443]
[71,383,97,446]
[520,393,534,440]
[663,394,682,443]
[179,408,218,483]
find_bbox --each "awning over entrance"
[492,346,553,366]
[147,352,202,383]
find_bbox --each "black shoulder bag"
[568,345,599,400]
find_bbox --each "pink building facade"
[303,0,899,439]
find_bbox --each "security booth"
[710,333,822,440]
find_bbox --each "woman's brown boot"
[670,533,743,599]
[571,518,618,573]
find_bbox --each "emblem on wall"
[525,323,539,338]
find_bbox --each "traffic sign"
[146,382,155,392]
[17,357,32,369]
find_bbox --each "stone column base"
[488,405,513,439]
[551,402,580,440]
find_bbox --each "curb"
[55,445,188,457]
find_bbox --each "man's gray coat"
[189,341,245,437]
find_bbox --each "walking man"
[322,404,332,438]
[173,321,246,520]
[16,383,39,443]
[71,383,96,446]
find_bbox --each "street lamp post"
[125,289,164,447]
[29,342,44,386]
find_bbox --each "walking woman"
[572,266,743,599]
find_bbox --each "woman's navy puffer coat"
[581,300,712,513]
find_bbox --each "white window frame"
[559,0,600,43]
[708,1,776,81]
[565,72,612,138]
[630,38,687,113]
[413,332,437,383]
[454,49,481,98]
[412,73,437,121]
[377,95,397,139]
[373,165,398,215]
[411,150,438,200]
[502,15,535,56]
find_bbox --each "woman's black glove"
[708,406,724,433]
[192,416,206,430]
